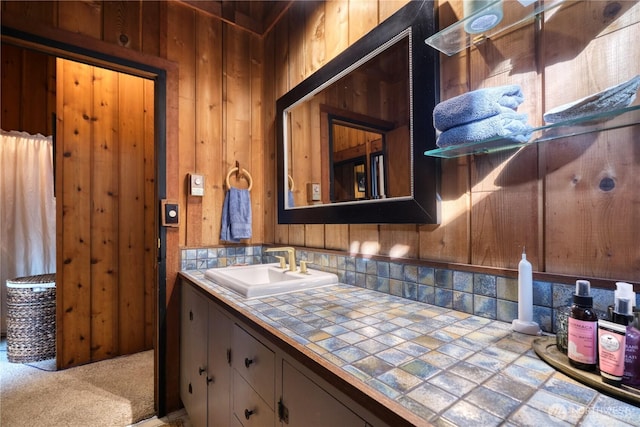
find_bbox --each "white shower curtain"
[0,130,56,334]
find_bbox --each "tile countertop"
[179,270,640,427]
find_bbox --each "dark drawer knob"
[244,357,254,368]
[206,376,214,384]
[244,409,254,420]
[198,366,206,375]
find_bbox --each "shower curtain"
[0,130,56,334]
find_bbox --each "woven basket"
[6,273,56,363]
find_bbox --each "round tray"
[533,336,640,406]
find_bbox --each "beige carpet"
[0,339,155,427]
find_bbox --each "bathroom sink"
[204,263,338,298]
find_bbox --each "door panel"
[56,58,155,368]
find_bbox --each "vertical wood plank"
[379,225,418,259]
[542,1,640,279]
[325,224,349,251]
[21,49,50,134]
[195,13,223,246]
[273,5,291,244]
[57,59,93,368]
[141,0,161,56]
[263,22,277,244]
[324,0,349,64]
[349,225,379,256]
[102,0,141,51]
[2,0,56,25]
[304,1,325,77]
[1,43,22,132]
[467,19,541,270]
[56,0,102,39]
[90,65,119,360]
[250,32,265,244]
[378,0,409,22]
[167,2,196,247]
[118,71,146,354]
[143,77,156,349]
[348,0,377,44]
[304,224,325,248]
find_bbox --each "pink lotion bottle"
[598,297,631,386]
[568,280,598,371]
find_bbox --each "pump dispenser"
[568,280,599,370]
[609,282,636,323]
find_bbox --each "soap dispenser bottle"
[568,279,599,371]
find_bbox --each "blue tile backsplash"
[180,245,639,334]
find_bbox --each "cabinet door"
[232,324,275,407]
[180,284,209,427]
[208,302,232,427]
[281,360,365,427]
[233,371,275,427]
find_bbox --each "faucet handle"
[274,256,286,269]
[299,260,312,274]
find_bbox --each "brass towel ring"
[226,167,253,191]
[287,174,295,191]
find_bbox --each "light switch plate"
[306,183,321,202]
[189,173,204,196]
[161,200,179,227]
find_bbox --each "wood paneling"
[56,59,154,368]
[0,44,54,136]
[4,0,639,416]
[264,0,640,283]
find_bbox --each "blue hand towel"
[436,111,532,148]
[220,188,252,242]
[433,85,525,132]
[287,190,295,207]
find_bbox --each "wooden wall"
[3,0,639,415]
[265,0,640,284]
[0,44,55,136]
[1,0,270,413]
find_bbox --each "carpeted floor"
[0,338,155,427]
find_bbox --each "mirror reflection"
[277,0,440,224]
[285,31,411,209]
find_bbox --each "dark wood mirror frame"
[276,0,440,224]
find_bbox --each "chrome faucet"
[265,247,296,272]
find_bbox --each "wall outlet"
[307,183,321,202]
[189,173,204,196]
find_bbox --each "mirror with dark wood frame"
[276,0,440,224]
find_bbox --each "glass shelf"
[424,105,640,159]
[425,0,566,56]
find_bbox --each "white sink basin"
[204,263,338,298]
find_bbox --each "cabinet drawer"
[233,371,275,427]
[232,324,275,406]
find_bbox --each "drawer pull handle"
[244,357,254,368]
[206,376,214,384]
[198,366,206,375]
[244,409,254,420]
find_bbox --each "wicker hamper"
[6,273,56,363]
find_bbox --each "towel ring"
[226,167,253,191]
[287,174,294,191]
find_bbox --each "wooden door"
[55,58,156,368]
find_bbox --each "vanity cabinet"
[180,279,386,427]
[181,283,232,427]
[281,360,366,427]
